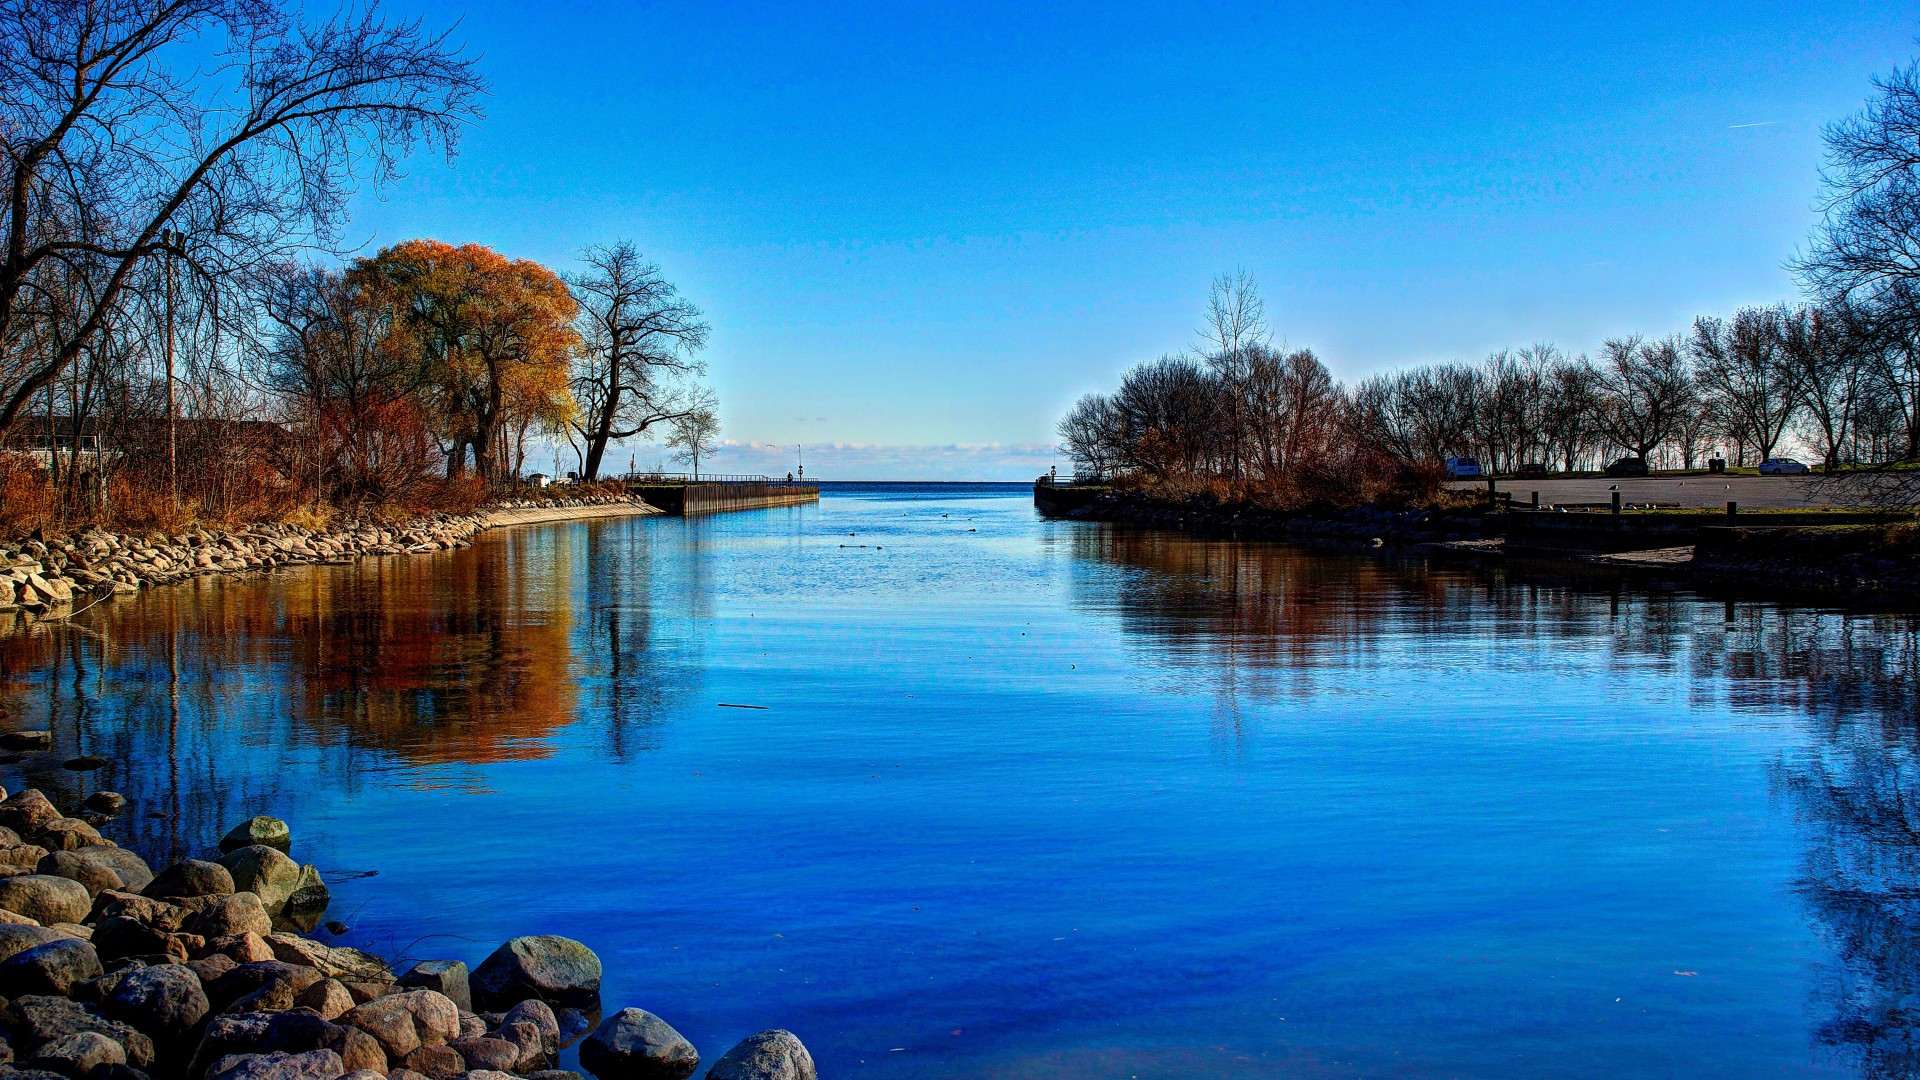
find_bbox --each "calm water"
[0,483,1916,1079]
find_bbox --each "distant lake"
[1,482,1915,1078]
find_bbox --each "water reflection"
[0,496,1918,1077]
[1071,522,1920,1077]
[0,519,694,863]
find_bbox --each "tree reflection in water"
[0,519,692,866]
[1071,524,1920,1075]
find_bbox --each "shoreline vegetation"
[1055,58,1920,541]
[0,792,813,1080]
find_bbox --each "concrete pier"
[631,478,819,515]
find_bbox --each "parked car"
[1603,456,1649,478]
[1516,462,1549,478]
[1444,456,1481,479]
[1757,457,1810,475]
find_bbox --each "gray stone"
[72,850,151,894]
[105,963,209,1031]
[339,989,459,1060]
[399,961,470,1013]
[216,847,302,916]
[31,1031,124,1078]
[34,852,119,897]
[208,962,326,1014]
[0,938,103,996]
[142,860,233,900]
[704,1031,816,1080]
[185,893,272,940]
[493,1019,547,1071]
[499,999,559,1048]
[6,996,154,1068]
[293,978,354,1021]
[0,924,66,963]
[204,1049,343,1080]
[218,818,292,855]
[450,1037,518,1072]
[578,1009,697,1080]
[470,937,601,1010]
[80,793,124,816]
[31,820,106,853]
[0,792,59,834]
[397,1045,462,1080]
[0,877,90,925]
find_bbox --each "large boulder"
[219,818,291,855]
[500,999,559,1048]
[207,962,325,1014]
[705,1031,816,1080]
[0,876,91,925]
[450,1037,519,1073]
[88,917,171,963]
[577,1009,697,1080]
[143,859,233,901]
[399,961,470,1013]
[73,850,152,894]
[104,963,209,1032]
[470,936,601,1010]
[0,924,67,963]
[7,996,154,1068]
[398,1044,463,1080]
[88,891,182,932]
[33,819,107,852]
[184,893,272,940]
[0,938,103,996]
[339,989,459,1060]
[31,1030,125,1078]
[34,852,119,897]
[0,792,60,834]
[204,1049,342,1080]
[293,978,355,1021]
[216,847,302,916]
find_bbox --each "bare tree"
[1595,335,1694,461]
[566,241,711,481]
[0,0,484,438]
[1195,269,1270,476]
[1691,307,1796,465]
[1779,302,1872,470]
[1056,392,1122,480]
[664,402,720,480]
[1795,57,1920,348]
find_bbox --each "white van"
[1444,456,1482,479]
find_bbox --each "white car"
[1757,457,1810,475]
[1444,456,1481,479]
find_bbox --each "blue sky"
[346,1,1918,479]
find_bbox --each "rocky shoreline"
[0,494,655,620]
[0,790,810,1080]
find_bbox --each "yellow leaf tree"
[355,240,579,483]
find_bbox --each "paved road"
[1447,475,1850,509]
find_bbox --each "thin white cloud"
[1727,121,1780,129]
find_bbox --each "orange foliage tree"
[355,241,578,483]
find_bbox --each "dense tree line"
[0,0,714,528]
[1061,58,1920,500]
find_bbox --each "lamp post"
[161,228,180,509]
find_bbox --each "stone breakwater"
[0,495,654,618]
[0,791,814,1080]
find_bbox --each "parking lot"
[1447,474,1851,510]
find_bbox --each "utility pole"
[163,228,179,509]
